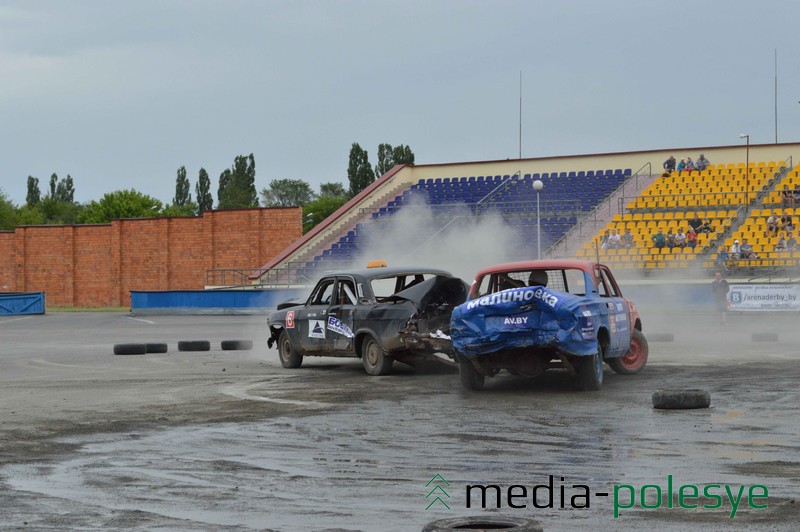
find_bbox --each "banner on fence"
[728,284,800,311]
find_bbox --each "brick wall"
[0,207,301,307]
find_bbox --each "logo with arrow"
[425,473,452,510]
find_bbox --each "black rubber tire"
[113,343,147,355]
[751,332,779,342]
[608,329,649,375]
[177,340,211,352]
[648,332,674,342]
[145,343,168,354]
[652,389,711,410]
[458,356,485,391]
[422,516,543,532]
[577,345,604,391]
[278,330,303,368]
[221,339,253,351]
[361,336,393,376]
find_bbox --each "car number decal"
[286,311,295,329]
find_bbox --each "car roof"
[472,259,603,279]
[320,266,455,281]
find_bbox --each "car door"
[594,266,629,356]
[294,277,335,352]
[325,276,358,354]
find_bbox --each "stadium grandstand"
[240,143,800,286]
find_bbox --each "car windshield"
[472,268,588,299]
[370,273,437,300]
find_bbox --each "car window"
[309,279,335,305]
[370,274,434,300]
[598,269,619,297]
[338,279,357,305]
[472,268,587,298]
[594,268,611,297]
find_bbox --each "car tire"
[178,340,211,352]
[145,342,168,354]
[608,329,649,375]
[458,355,485,391]
[652,389,711,410]
[361,336,393,376]
[278,330,303,368]
[221,339,253,351]
[113,343,147,355]
[423,516,543,532]
[577,346,604,391]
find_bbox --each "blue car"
[450,260,648,391]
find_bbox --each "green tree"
[218,154,257,209]
[161,202,198,217]
[348,143,375,197]
[260,178,316,207]
[38,196,82,225]
[77,189,163,224]
[195,167,213,213]
[319,182,348,199]
[26,176,41,207]
[173,166,192,207]
[302,196,349,234]
[374,143,394,178]
[391,144,415,166]
[15,204,45,226]
[0,189,18,229]
[54,174,75,203]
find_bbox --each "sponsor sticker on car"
[327,316,354,338]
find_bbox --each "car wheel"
[278,330,303,368]
[577,346,604,391]
[458,356,485,391]
[361,336,393,376]
[608,329,649,375]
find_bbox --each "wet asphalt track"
[1,310,799,531]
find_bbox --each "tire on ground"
[113,343,147,355]
[221,339,254,350]
[647,332,675,342]
[422,516,543,532]
[178,340,211,352]
[145,342,168,353]
[652,389,711,410]
[751,332,778,342]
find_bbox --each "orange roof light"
[366,260,387,268]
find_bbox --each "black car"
[267,265,468,375]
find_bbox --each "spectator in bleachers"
[676,159,686,173]
[779,209,794,232]
[607,229,621,249]
[651,228,666,250]
[600,230,610,250]
[764,214,779,237]
[686,227,698,249]
[730,239,742,261]
[696,154,711,171]
[714,246,730,271]
[674,228,687,249]
[787,232,797,252]
[663,155,676,174]
[688,214,703,233]
[774,233,787,252]
[699,218,714,234]
[621,228,634,248]
[739,238,757,259]
[781,185,794,208]
[793,184,800,205]
[665,228,676,250]
[685,157,696,173]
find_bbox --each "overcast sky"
[2,0,800,206]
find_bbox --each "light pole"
[739,133,750,208]
[533,179,544,259]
